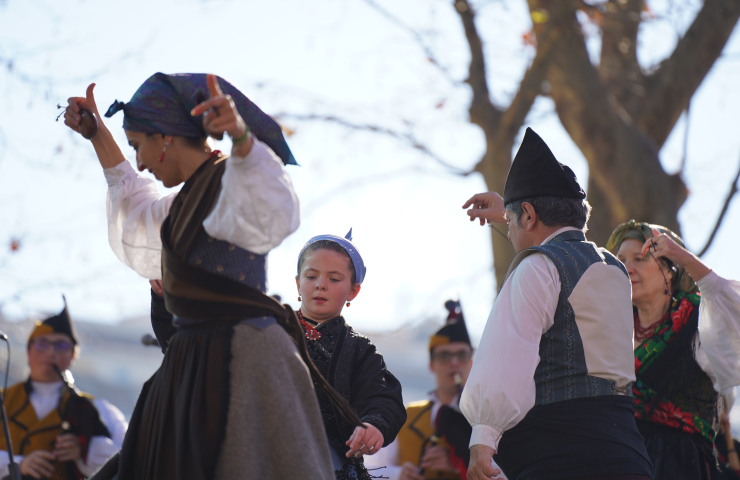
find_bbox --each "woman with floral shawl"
[607,220,740,480]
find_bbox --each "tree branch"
[639,0,740,148]
[359,0,461,86]
[453,0,501,131]
[499,24,558,139]
[597,0,646,116]
[274,113,473,175]
[697,155,740,257]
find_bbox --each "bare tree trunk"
[455,0,555,285]
[541,1,685,244]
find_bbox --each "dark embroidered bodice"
[633,292,718,442]
[186,229,267,292]
[300,314,406,480]
[305,316,343,443]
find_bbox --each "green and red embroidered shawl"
[633,291,716,442]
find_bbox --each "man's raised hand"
[462,192,507,226]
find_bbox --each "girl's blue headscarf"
[104,72,296,165]
[299,229,367,284]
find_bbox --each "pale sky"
[1,0,739,345]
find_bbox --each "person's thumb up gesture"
[64,83,101,139]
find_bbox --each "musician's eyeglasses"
[431,350,473,363]
[30,340,72,353]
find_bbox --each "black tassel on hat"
[28,296,79,345]
[429,300,471,352]
[503,127,586,205]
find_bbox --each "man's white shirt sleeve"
[460,253,560,451]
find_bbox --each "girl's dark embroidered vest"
[501,230,631,405]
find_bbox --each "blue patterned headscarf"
[298,229,367,284]
[104,72,296,165]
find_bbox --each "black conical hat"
[503,128,586,205]
[28,296,78,345]
[429,300,471,352]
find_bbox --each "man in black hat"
[460,128,651,480]
[365,300,474,480]
[0,299,121,480]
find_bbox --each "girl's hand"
[64,83,102,139]
[345,423,383,458]
[191,74,252,157]
[150,279,164,297]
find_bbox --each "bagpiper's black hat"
[28,296,78,346]
[429,300,471,353]
[503,127,586,205]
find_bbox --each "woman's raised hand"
[64,83,102,139]
[64,83,124,169]
[191,74,252,156]
[642,228,711,282]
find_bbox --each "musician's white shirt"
[0,381,126,477]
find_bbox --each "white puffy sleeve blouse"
[103,137,300,279]
[694,271,740,394]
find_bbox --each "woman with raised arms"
[63,73,360,479]
[607,221,740,480]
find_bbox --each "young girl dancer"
[296,230,406,479]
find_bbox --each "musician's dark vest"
[0,381,105,480]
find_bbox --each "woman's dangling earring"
[346,301,351,307]
[158,142,170,163]
[298,296,302,302]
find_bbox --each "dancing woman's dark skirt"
[92,317,334,480]
[637,419,723,480]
